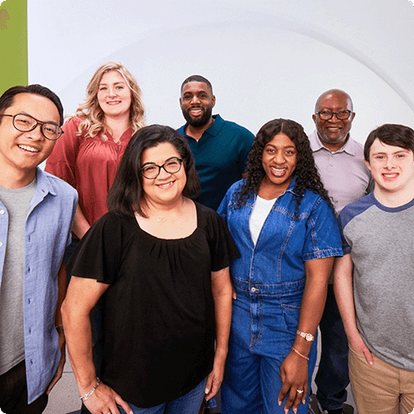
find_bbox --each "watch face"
[305,333,313,341]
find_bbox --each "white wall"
[28,0,414,143]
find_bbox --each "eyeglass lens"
[13,114,61,140]
[141,158,182,179]
[318,111,351,120]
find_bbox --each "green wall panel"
[0,0,27,95]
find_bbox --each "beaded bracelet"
[80,378,100,402]
[291,347,309,361]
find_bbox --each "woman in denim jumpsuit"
[218,119,342,414]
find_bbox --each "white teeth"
[18,145,39,153]
[158,181,174,189]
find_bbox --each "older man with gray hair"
[308,89,371,414]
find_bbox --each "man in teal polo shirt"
[178,75,254,210]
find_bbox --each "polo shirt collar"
[309,129,357,156]
[203,114,224,137]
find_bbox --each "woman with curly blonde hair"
[46,62,146,238]
[45,63,145,401]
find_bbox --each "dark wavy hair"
[107,125,200,217]
[233,118,331,216]
[364,123,414,161]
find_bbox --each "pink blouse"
[45,117,132,228]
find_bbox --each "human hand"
[204,350,227,401]
[81,381,132,414]
[47,331,66,394]
[349,333,373,365]
[232,286,237,300]
[278,351,308,414]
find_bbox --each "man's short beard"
[318,131,349,146]
[182,106,213,128]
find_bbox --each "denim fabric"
[218,179,343,297]
[221,291,318,414]
[217,178,342,414]
[315,285,349,411]
[117,378,207,414]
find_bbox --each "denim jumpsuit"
[217,178,342,414]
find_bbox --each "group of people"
[0,61,413,414]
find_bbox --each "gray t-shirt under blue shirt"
[0,178,36,375]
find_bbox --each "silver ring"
[296,389,304,394]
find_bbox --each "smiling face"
[313,90,355,152]
[260,132,297,198]
[0,93,60,188]
[366,138,414,200]
[180,81,215,128]
[141,142,187,207]
[97,70,132,120]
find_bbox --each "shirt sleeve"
[237,129,254,175]
[67,213,130,284]
[338,209,352,255]
[203,206,240,272]
[45,118,80,188]
[302,196,343,261]
[217,189,231,222]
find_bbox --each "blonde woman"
[45,63,145,399]
[46,62,145,238]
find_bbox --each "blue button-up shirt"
[0,168,77,403]
[218,178,342,296]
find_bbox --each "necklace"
[149,198,187,223]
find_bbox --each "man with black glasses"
[308,89,371,414]
[0,85,77,413]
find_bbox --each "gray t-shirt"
[340,191,414,371]
[0,179,36,375]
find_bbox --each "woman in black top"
[62,125,238,414]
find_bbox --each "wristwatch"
[296,329,314,342]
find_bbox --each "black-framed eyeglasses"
[0,113,64,140]
[316,110,353,121]
[140,157,183,179]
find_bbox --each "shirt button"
[251,287,259,293]
[0,242,3,247]
[0,210,4,215]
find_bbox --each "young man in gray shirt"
[334,124,414,414]
[0,85,77,413]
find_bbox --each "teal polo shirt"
[178,114,254,210]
